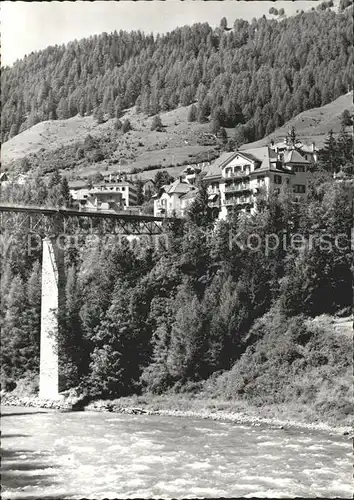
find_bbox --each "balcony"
[225,184,251,193]
[225,197,252,206]
[223,170,250,179]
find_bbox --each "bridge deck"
[0,204,176,223]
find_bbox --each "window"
[293,165,305,173]
[122,186,126,191]
[293,184,306,193]
[225,167,232,177]
[274,175,282,184]
[243,164,251,174]
[257,176,265,185]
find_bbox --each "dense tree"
[136,178,145,205]
[151,115,163,132]
[187,104,197,122]
[122,119,132,134]
[154,170,175,190]
[341,109,353,126]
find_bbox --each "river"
[1,405,352,499]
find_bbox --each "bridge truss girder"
[0,209,180,237]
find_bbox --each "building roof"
[283,149,310,164]
[164,179,195,195]
[204,152,238,179]
[204,147,286,179]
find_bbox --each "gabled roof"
[204,152,238,179]
[165,179,195,195]
[283,149,310,164]
[204,147,277,179]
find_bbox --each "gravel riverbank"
[2,392,353,437]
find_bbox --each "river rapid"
[1,405,352,499]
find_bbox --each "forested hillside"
[1,169,353,424]
[2,3,353,146]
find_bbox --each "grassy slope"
[2,92,352,180]
[1,106,216,175]
[241,92,353,150]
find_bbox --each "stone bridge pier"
[39,237,64,400]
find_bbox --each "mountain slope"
[2,5,353,149]
[241,92,353,150]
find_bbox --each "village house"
[153,179,197,217]
[69,180,90,202]
[141,179,155,197]
[91,180,138,207]
[0,172,9,184]
[265,137,319,164]
[0,172,29,188]
[180,165,202,185]
[69,177,137,213]
[81,190,124,212]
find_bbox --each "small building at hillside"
[142,179,155,194]
[72,189,124,213]
[180,165,202,185]
[153,179,197,217]
[92,181,137,207]
[266,137,319,164]
[0,172,9,183]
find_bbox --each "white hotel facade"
[204,143,314,218]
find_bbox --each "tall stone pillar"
[39,237,62,399]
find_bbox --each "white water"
[1,406,352,499]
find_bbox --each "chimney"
[311,142,315,152]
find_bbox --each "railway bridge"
[0,204,179,399]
